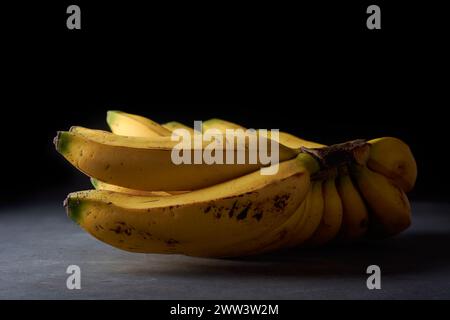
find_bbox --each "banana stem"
[301,139,370,170]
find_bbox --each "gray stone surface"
[1,201,449,299]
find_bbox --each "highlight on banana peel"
[55,110,417,258]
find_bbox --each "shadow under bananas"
[125,231,450,279]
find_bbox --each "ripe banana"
[107,110,172,137]
[56,111,418,257]
[367,137,417,192]
[306,171,343,246]
[351,164,411,237]
[203,118,247,132]
[203,118,326,149]
[55,126,298,191]
[162,121,197,135]
[65,153,312,257]
[336,166,369,241]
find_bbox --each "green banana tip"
[64,195,83,224]
[90,178,98,189]
[54,131,70,155]
[106,109,124,122]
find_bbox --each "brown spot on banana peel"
[228,201,238,218]
[166,239,180,246]
[236,203,252,220]
[252,211,263,221]
[273,194,291,211]
[109,224,132,236]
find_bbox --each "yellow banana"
[202,118,247,132]
[285,180,324,248]
[55,126,298,191]
[162,121,197,135]
[367,137,417,192]
[106,110,172,137]
[352,165,411,237]
[336,166,369,241]
[306,172,343,246]
[203,118,326,149]
[65,154,312,257]
[99,114,324,256]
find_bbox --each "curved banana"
[352,165,411,237]
[285,180,324,248]
[306,172,343,246]
[65,154,312,257]
[55,126,298,191]
[202,118,247,132]
[203,118,326,149]
[162,121,197,135]
[367,137,417,192]
[106,110,172,137]
[336,166,369,241]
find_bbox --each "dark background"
[2,1,448,205]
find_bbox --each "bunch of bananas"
[55,111,417,257]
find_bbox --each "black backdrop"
[2,1,448,205]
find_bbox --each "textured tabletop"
[1,201,449,299]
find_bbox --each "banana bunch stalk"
[54,111,417,257]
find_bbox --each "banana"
[352,164,411,237]
[202,118,246,132]
[203,118,326,149]
[65,153,312,257]
[284,180,324,248]
[55,126,299,191]
[336,166,369,241]
[106,110,172,137]
[306,171,343,246]
[90,178,188,196]
[162,121,197,135]
[367,137,417,192]
[100,112,323,256]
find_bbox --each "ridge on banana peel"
[55,126,299,191]
[65,153,314,258]
[90,178,188,196]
